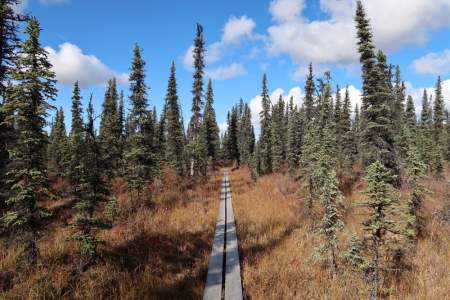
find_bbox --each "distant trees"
[48,107,69,177]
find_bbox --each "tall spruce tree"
[418,89,433,167]
[356,3,400,183]
[69,82,85,203]
[314,120,344,276]
[340,87,356,169]
[1,17,57,265]
[125,44,155,201]
[431,77,445,178]
[165,62,185,175]
[187,23,207,178]
[0,0,26,209]
[203,79,220,164]
[259,73,272,174]
[271,95,286,171]
[304,63,316,123]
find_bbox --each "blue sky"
[20,0,450,131]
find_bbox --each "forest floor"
[1,166,450,299]
[231,166,450,299]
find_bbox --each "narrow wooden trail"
[203,169,243,300]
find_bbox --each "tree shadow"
[103,230,213,299]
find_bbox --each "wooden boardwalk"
[203,169,243,300]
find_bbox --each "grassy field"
[0,169,222,299]
[231,166,450,300]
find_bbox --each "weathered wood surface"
[203,169,243,300]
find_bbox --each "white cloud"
[222,16,256,44]
[411,50,450,76]
[267,0,450,67]
[269,0,304,22]
[205,63,246,80]
[45,42,128,87]
[182,15,256,70]
[249,86,303,129]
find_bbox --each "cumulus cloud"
[205,63,246,80]
[45,42,128,87]
[411,50,450,76]
[267,0,450,67]
[182,15,256,70]
[249,86,303,128]
[222,16,256,44]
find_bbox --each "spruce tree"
[398,95,417,160]
[99,78,121,178]
[287,101,303,173]
[124,44,155,201]
[1,17,57,265]
[418,89,434,168]
[431,77,445,178]
[355,0,376,120]
[47,107,69,177]
[72,96,107,271]
[227,106,239,165]
[271,95,286,171]
[392,65,405,138]
[361,161,400,300]
[405,145,426,240]
[314,124,344,276]
[259,73,272,174]
[203,79,220,164]
[304,63,316,123]
[165,62,185,175]
[69,82,85,202]
[0,0,26,98]
[340,87,356,169]
[187,23,207,178]
[237,100,253,165]
[356,2,400,183]
[0,0,26,209]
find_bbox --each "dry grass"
[0,169,222,299]
[230,166,450,300]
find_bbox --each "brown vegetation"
[231,166,450,299]
[0,169,222,299]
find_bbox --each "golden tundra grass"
[231,166,450,300]
[0,169,221,299]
